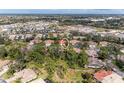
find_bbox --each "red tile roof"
[59,39,66,45]
[94,70,112,81]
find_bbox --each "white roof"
[102,72,124,83]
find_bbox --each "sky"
[0,9,124,14]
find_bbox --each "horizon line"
[0,9,123,14]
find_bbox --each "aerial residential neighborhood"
[0,14,124,83]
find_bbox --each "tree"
[81,72,94,83]
[26,50,43,63]
[93,34,102,43]
[0,47,7,59]
[64,49,78,68]
[85,34,92,41]
[14,58,27,72]
[45,57,56,79]
[0,35,5,44]
[8,47,22,60]
[98,47,109,60]
[107,44,119,56]
[47,44,61,59]
[113,60,124,72]
[77,50,88,67]
[32,43,46,55]
[4,40,11,46]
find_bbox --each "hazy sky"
[0,9,124,14]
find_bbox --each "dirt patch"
[0,60,11,69]
[53,69,82,83]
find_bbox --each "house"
[59,33,65,37]
[73,36,86,40]
[35,34,43,39]
[94,70,112,82]
[25,34,33,39]
[85,49,98,57]
[88,41,97,49]
[53,33,58,38]
[120,48,124,54]
[70,40,80,46]
[99,41,108,47]
[59,39,66,46]
[117,55,124,62]
[102,72,124,83]
[59,39,69,49]
[44,40,54,47]
[9,35,16,40]
[88,57,104,68]
[94,70,124,83]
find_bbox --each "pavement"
[30,78,45,83]
[106,59,124,77]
